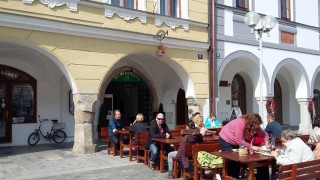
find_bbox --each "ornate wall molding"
[155,16,189,31]
[104,5,147,23]
[22,0,79,12]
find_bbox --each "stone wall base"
[73,123,97,154]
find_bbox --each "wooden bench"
[278,159,320,180]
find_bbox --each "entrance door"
[231,74,247,114]
[274,79,283,124]
[0,81,11,142]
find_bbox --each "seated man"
[145,113,173,170]
[265,113,283,140]
[108,109,128,155]
[167,120,203,179]
[273,129,314,165]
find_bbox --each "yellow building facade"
[0,0,210,153]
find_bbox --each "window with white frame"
[107,0,136,9]
[159,0,179,17]
[281,0,290,20]
[236,0,249,9]
[155,0,189,18]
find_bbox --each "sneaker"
[150,161,156,170]
[167,170,173,179]
[116,150,120,156]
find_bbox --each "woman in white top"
[193,114,215,136]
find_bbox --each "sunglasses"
[157,118,164,120]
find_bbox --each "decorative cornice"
[104,5,147,23]
[0,12,209,51]
[22,0,79,12]
[155,15,189,31]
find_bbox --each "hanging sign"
[112,71,143,83]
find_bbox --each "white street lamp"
[244,11,277,120]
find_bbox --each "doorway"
[274,79,283,124]
[0,65,37,143]
[105,70,152,125]
[231,74,247,114]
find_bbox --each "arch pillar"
[72,93,98,154]
[297,98,313,134]
[256,97,268,128]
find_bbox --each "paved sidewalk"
[0,141,175,180]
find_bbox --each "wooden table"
[203,135,220,142]
[117,129,134,161]
[208,127,222,135]
[151,137,182,173]
[211,150,275,180]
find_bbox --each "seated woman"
[193,114,215,136]
[204,113,221,128]
[273,129,314,165]
[129,113,148,145]
[167,120,203,179]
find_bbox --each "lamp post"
[244,11,277,120]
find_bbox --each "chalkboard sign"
[230,107,242,121]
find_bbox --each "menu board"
[230,107,242,121]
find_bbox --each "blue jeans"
[149,144,159,164]
[149,143,173,164]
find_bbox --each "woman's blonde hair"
[135,113,144,122]
[193,114,203,124]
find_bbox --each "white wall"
[295,0,319,27]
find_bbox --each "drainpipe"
[209,0,216,114]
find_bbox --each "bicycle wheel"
[53,130,66,143]
[28,132,40,146]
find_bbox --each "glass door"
[0,81,11,142]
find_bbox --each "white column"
[297,98,313,134]
[256,96,268,128]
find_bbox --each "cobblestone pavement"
[0,142,176,180]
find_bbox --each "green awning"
[112,71,143,83]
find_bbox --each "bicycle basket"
[53,122,65,129]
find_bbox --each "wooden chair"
[175,125,186,131]
[135,131,150,165]
[100,127,116,156]
[296,134,309,143]
[223,176,237,180]
[170,130,182,138]
[172,142,194,179]
[191,143,222,180]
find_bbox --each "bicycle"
[28,115,66,146]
